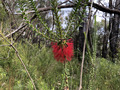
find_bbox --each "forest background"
[0,0,120,90]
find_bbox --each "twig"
[0,33,37,90]
[79,0,94,90]
[58,0,75,6]
[59,0,69,6]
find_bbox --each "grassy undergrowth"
[0,41,120,90]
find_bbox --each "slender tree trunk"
[102,13,108,58]
[78,23,85,59]
[74,34,79,57]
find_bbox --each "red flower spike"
[51,39,74,63]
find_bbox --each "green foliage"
[0,41,49,89]
[81,58,120,90]
[0,39,80,89]
[0,39,120,89]
[0,40,15,68]
[0,1,7,21]
[95,58,120,90]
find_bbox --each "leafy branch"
[18,0,57,42]
[66,0,87,38]
[29,0,60,40]
[51,0,63,39]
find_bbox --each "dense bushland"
[0,0,120,90]
[0,41,120,90]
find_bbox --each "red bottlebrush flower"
[51,39,74,63]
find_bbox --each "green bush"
[87,58,120,90]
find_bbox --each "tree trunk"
[109,0,120,62]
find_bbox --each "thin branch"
[79,0,94,90]
[58,0,69,6]
[58,0,75,6]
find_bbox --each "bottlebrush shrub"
[51,39,74,63]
